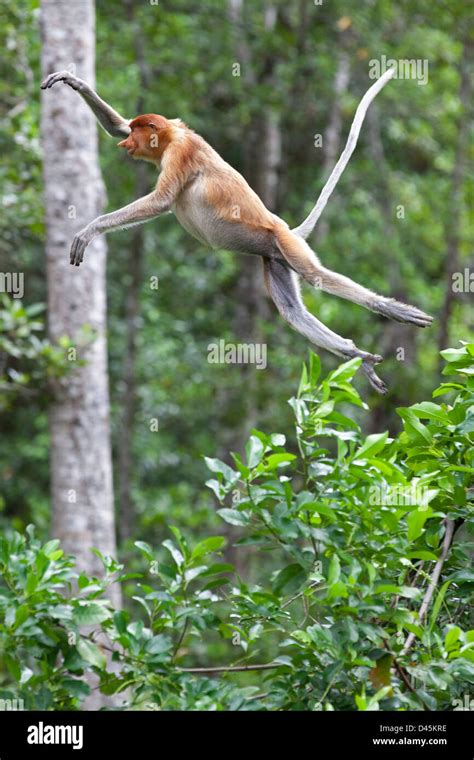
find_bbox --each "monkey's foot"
[361,353,388,395]
[375,298,433,328]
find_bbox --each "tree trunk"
[40,0,119,605]
[367,105,415,432]
[117,0,151,543]
[315,51,350,244]
[116,166,147,544]
[222,0,282,574]
[228,0,281,449]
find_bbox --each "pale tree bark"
[40,0,120,604]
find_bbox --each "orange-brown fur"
[120,114,277,234]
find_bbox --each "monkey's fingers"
[376,299,433,328]
[41,71,80,91]
[70,234,87,267]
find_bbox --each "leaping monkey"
[41,69,432,394]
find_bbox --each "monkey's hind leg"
[274,226,433,328]
[263,258,388,394]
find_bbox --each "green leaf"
[25,572,39,596]
[432,383,464,398]
[328,554,341,585]
[217,508,249,526]
[375,585,420,599]
[273,563,306,595]
[201,562,234,576]
[327,358,361,384]
[246,436,265,468]
[113,610,128,635]
[353,432,388,461]
[429,580,452,631]
[440,347,468,363]
[270,434,286,447]
[134,541,154,560]
[73,602,111,626]
[397,409,432,442]
[62,678,90,699]
[204,457,238,483]
[406,551,438,561]
[407,509,431,541]
[191,536,226,560]
[77,639,106,669]
[265,453,297,468]
[298,362,308,395]
[303,502,337,520]
[162,540,184,568]
[145,635,172,655]
[410,401,448,423]
[445,626,462,650]
[404,623,423,640]
[42,539,61,557]
[14,605,30,627]
[4,655,21,682]
[309,353,321,386]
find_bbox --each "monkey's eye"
[148,123,157,130]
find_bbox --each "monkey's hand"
[70,232,90,267]
[41,71,85,92]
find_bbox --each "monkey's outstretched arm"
[41,71,131,138]
[70,192,169,266]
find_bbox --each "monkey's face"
[117,126,154,160]
[118,114,171,163]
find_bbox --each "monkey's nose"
[117,139,129,148]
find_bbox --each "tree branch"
[177,662,280,674]
[393,657,431,711]
[402,519,456,655]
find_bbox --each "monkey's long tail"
[292,68,395,240]
[263,258,387,394]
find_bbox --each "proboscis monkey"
[41,71,433,394]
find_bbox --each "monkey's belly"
[173,204,215,247]
[173,202,275,256]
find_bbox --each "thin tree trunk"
[117,0,151,542]
[315,51,350,244]
[221,1,282,575]
[117,168,146,543]
[229,0,281,448]
[40,0,119,601]
[367,105,415,431]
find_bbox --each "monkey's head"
[118,114,175,163]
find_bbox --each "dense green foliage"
[0,347,472,710]
[0,0,472,539]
